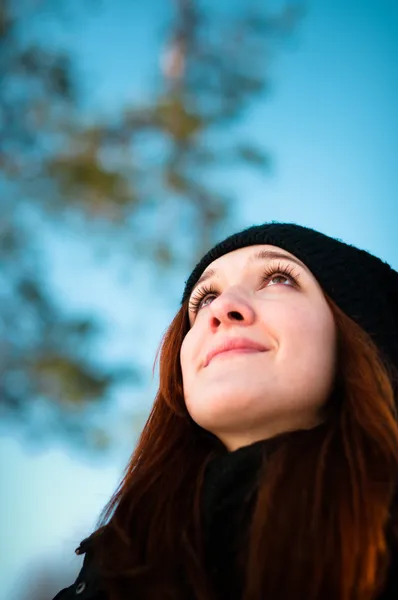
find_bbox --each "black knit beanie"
[181,222,398,377]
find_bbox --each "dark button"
[75,581,86,594]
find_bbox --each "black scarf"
[200,434,398,600]
[201,439,266,600]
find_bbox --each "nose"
[208,288,255,329]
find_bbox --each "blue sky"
[2,1,398,597]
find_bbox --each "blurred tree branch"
[0,0,303,451]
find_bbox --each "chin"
[188,390,260,427]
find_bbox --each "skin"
[180,245,337,451]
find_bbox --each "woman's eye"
[268,274,292,286]
[260,264,299,288]
[198,294,216,310]
[189,287,218,315]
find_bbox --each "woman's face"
[180,245,337,450]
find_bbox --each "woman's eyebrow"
[189,250,306,299]
[248,249,307,270]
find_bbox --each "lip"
[204,337,269,367]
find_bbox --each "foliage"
[0,0,302,451]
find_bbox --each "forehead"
[205,244,307,272]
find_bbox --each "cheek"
[276,301,336,370]
[180,329,197,384]
[180,331,201,416]
[179,337,189,380]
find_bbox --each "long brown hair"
[92,297,398,600]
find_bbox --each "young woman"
[53,222,398,600]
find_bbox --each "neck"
[215,414,327,451]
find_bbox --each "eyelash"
[188,262,300,316]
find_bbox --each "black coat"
[52,439,398,600]
[52,542,104,600]
[52,539,398,600]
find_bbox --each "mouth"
[208,348,264,364]
[204,339,269,367]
